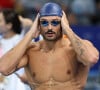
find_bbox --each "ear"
[6,23,12,30]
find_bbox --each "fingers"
[61,10,69,25]
[37,13,40,18]
[62,10,66,16]
[34,13,40,22]
[30,13,40,38]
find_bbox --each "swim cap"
[39,2,62,17]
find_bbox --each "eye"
[51,21,61,26]
[40,21,48,26]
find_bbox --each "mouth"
[46,32,55,37]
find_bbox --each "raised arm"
[19,15,32,29]
[0,14,40,75]
[61,11,99,66]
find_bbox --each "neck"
[41,38,63,52]
[2,30,17,39]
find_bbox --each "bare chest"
[27,48,77,83]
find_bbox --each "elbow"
[0,66,10,76]
[90,48,100,65]
[89,54,99,65]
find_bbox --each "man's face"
[39,16,62,41]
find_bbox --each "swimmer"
[0,2,99,90]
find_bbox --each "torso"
[25,38,90,90]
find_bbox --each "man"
[0,2,99,90]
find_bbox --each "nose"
[48,23,52,30]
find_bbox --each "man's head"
[39,2,63,41]
[39,2,62,17]
[0,9,22,34]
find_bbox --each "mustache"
[45,29,55,34]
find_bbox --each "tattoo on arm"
[72,35,85,56]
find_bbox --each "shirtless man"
[0,2,99,90]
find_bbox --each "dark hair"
[95,0,100,3]
[2,9,22,34]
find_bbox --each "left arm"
[61,11,99,66]
[19,15,32,28]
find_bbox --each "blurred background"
[0,0,100,90]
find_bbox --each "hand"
[61,11,70,34]
[31,14,40,38]
[61,11,69,26]
[19,14,40,39]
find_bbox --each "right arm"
[0,14,40,75]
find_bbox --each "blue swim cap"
[39,2,62,17]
